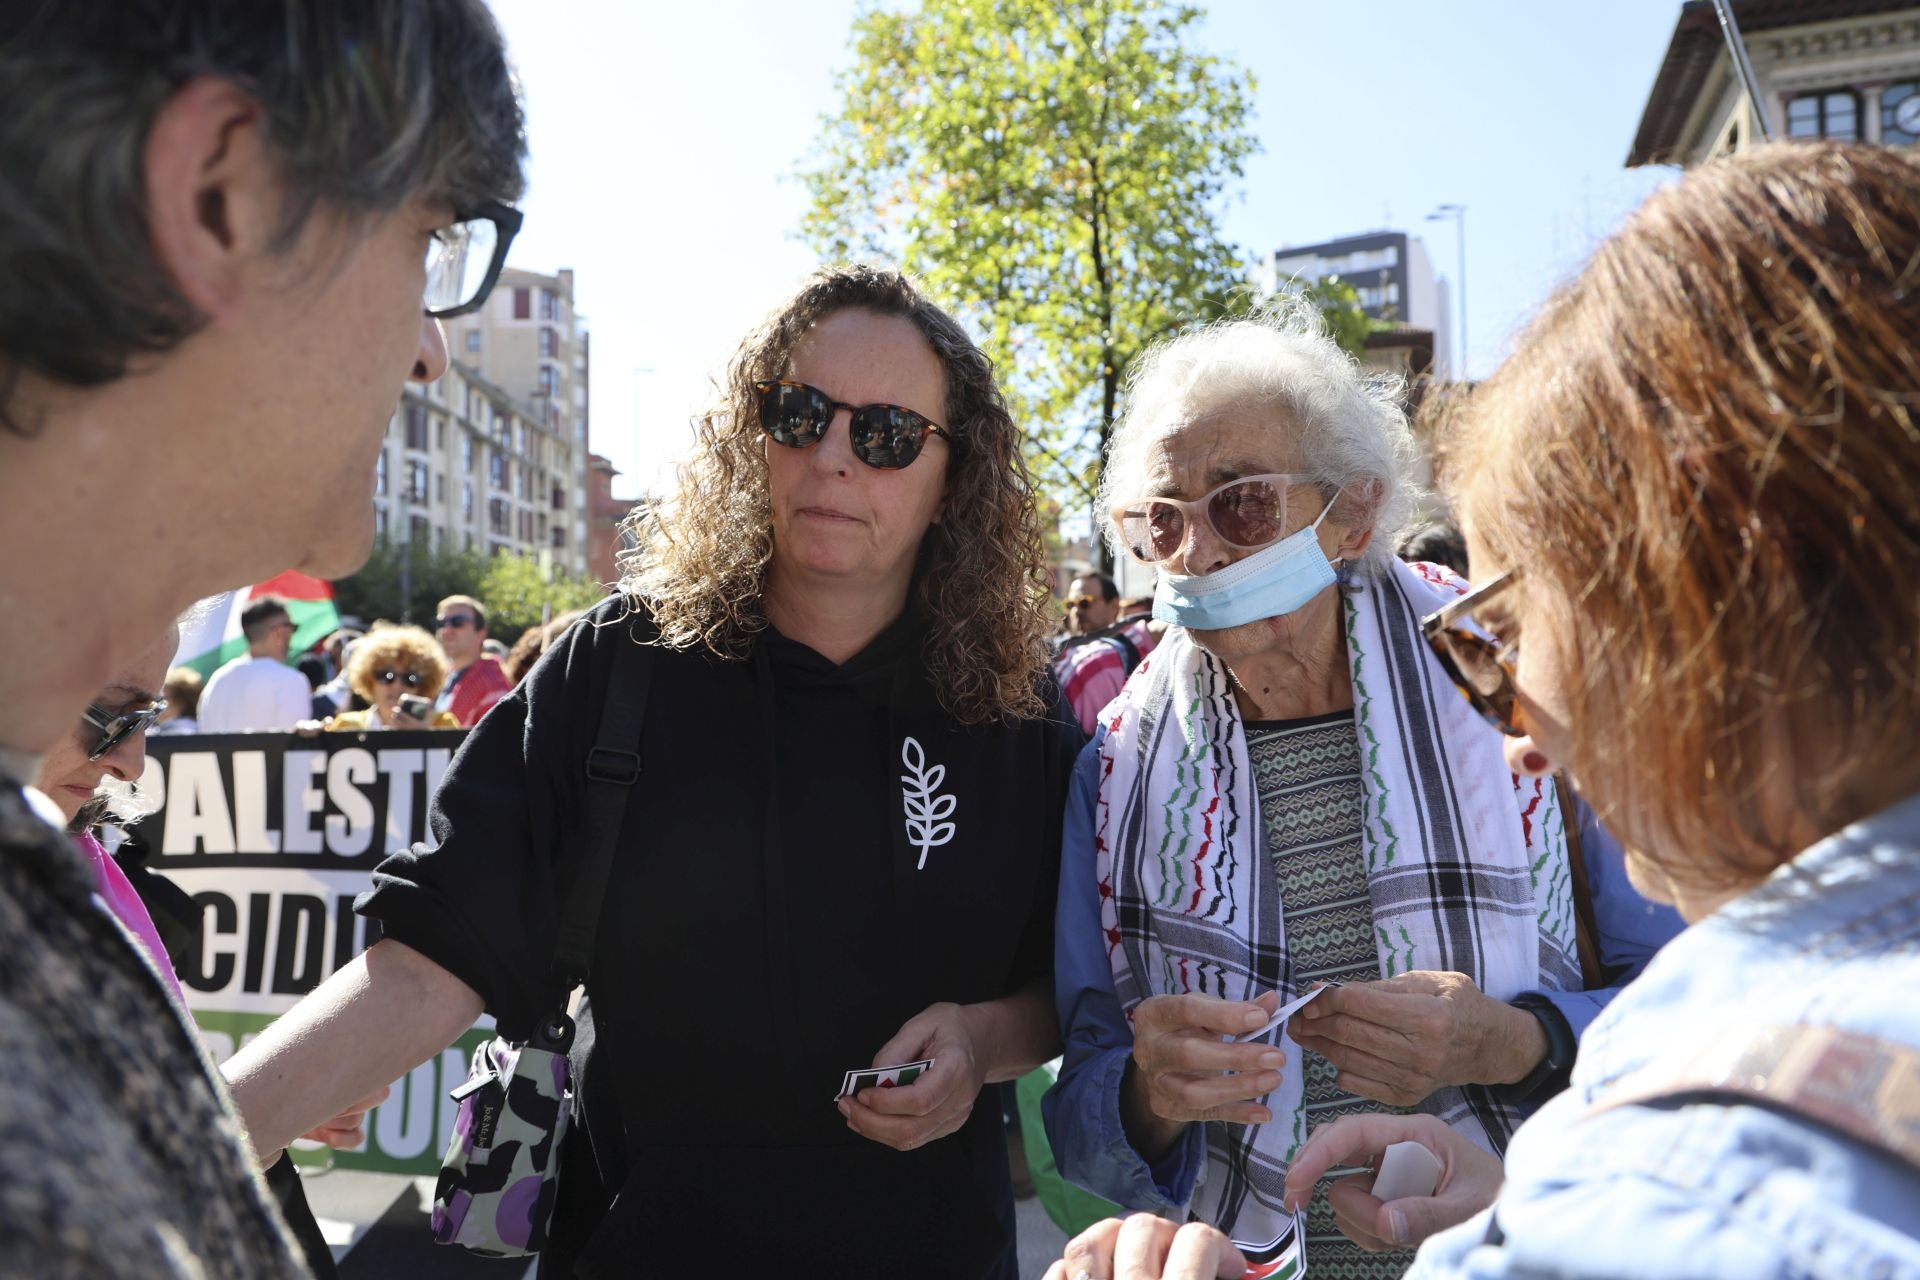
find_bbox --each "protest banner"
[139,730,490,1175]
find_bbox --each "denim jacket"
[1410,791,1920,1280]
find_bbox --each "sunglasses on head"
[1420,570,1525,737]
[376,669,424,688]
[434,614,476,630]
[80,699,167,762]
[1112,473,1320,565]
[752,379,953,471]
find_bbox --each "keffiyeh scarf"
[1093,559,1581,1260]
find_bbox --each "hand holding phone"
[397,694,432,723]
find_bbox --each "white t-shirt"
[196,655,312,733]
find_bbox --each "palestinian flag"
[172,571,342,678]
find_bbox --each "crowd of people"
[1,5,1915,1280]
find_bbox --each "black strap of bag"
[547,626,655,1012]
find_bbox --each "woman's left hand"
[1045,1216,1247,1280]
[839,1002,987,1151]
[1289,972,1547,1106]
[298,1084,393,1150]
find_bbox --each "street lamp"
[1426,204,1467,381]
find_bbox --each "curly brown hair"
[618,264,1053,724]
[346,623,451,703]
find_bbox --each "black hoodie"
[362,596,1081,1276]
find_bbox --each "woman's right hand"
[1281,1113,1504,1252]
[1124,991,1285,1154]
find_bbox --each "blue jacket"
[1044,726,1684,1212]
[1408,791,1920,1279]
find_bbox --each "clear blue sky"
[483,0,1687,497]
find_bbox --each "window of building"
[1885,80,1920,145]
[463,480,474,521]
[1786,89,1860,141]
[489,497,511,536]
[539,327,557,358]
[405,404,428,451]
[375,450,388,497]
[538,365,557,397]
[410,514,430,543]
[512,287,531,320]
[376,506,388,537]
[463,434,476,473]
[490,451,508,490]
[407,460,430,506]
[539,289,558,321]
[551,526,567,549]
[515,423,528,456]
[465,329,482,353]
[552,484,566,511]
[493,413,510,446]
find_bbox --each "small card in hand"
[835,1059,935,1101]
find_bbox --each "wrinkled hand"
[1289,972,1546,1107]
[1281,1113,1503,1252]
[839,1003,986,1152]
[1129,991,1285,1127]
[299,1084,392,1150]
[1044,1215,1248,1280]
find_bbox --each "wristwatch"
[1506,993,1577,1102]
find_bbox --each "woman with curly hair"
[316,623,460,730]
[225,265,1078,1278]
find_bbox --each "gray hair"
[0,0,527,430]
[1100,301,1422,571]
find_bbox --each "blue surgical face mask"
[1152,489,1342,630]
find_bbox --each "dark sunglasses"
[81,699,167,762]
[434,614,476,630]
[752,379,953,471]
[1064,595,1098,609]
[375,669,425,688]
[1420,570,1525,737]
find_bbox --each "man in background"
[196,596,312,732]
[433,593,511,726]
[1053,573,1159,735]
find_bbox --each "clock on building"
[1896,92,1920,136]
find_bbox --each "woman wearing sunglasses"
[225,265,1075,1277]
[1044,306,1678,1278]
[313,622,459,731]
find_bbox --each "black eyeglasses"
[752,379,953,471]
[1420,570,1525,737]
[424,201,523,319]
[80,699,167,762]
[434,614,476,630]
[375,669,425,688]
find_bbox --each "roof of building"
[1628,0,1920,166]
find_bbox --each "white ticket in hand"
[1234,983,1336,1043]
[1371,1140,1443,1201]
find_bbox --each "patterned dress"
[1246,712,1416,1280]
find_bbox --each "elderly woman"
[224,265,1076,1277]
[314,622,459,730]
[1044,308,1679,1277]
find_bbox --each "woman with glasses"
[313,623,460,731]
[1043,305,1678,1279]
[1251,142,1920,1280]
[225,265,1076,1277]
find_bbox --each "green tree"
[801,0,1259,564]
[474,550,608,646]
[331,539,606,647]
[1292,277,1381,361]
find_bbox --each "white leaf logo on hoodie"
[900,736,957,870]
